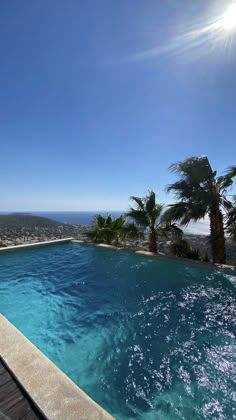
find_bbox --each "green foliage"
[126,191,163,231]
[126,191,185,253]
[126,191,164,253]
[170,238,211,262]
[228,224,236,241]
[0,214,61,229]
[88,214,139,245]
[170,239,200,261]
[202,251,210,262]
[188,247,201,261]
[166,156,235,225]
[226,203,236,241]
[158,221,183,239]
[166,156,236,263]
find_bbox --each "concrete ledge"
[0,238,74,252]
[135,250,156,257]
[215,263,236,271]
[135,249,236,272]
[97,244,117,249]
[0,315,114,420]
[70,242,236,273]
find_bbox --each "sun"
[223,3,236,31]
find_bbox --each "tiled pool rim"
[0,314,114,420]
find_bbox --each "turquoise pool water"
[0,243,235,419]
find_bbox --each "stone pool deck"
[0,315,114,420]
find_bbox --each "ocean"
[0,211,123,225]
[0,211,210,235]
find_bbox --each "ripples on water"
[0,243,235,419]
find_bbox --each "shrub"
[201,251,210,262]
[170,239,200,261]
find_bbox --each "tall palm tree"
[88,214,138,245]
[165,156,236,264]
[126,191,164,253]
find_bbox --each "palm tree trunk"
[149,229,157,253]
[209,205,226,264]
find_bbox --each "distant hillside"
[0,213,88,246]
[0,214,62,229]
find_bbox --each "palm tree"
[165,156,236,264]
[88,214,138,245]
[226,204,236,241]
[158,222,183,240]
[126,191,164,253]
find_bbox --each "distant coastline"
[0,211,124,226]
[0,212,235,264]
[0,211,210,235]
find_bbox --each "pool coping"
[0,314,114,420]
[0,237,74,252]
[135,250,236,272]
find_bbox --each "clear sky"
[1,0,236,211]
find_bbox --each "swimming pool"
[0,243,235,419]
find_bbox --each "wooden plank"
[20,410,43,420]
[0,377,18,399]
[0,387,24,411]
[4,397,32,419]
[0,359,44,419]
[0,361,6,375]
[0,371,12,387]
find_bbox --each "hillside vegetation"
[0,214,88,246]
[0,214,61,229]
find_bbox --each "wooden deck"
[0,358,44,420]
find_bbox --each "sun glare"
[132,2,236,63]
[223,3,236,31]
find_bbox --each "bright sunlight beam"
[130,3,236,63]
[222,3,236,31]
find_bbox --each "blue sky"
[1,0,236,211]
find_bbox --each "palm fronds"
[88,214,139,245]
[126,191,164,253]
[166,156,236,263]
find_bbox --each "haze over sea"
[0,211,210,236]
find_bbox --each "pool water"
[0,243,235,419]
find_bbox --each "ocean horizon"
[0,211,210,236]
